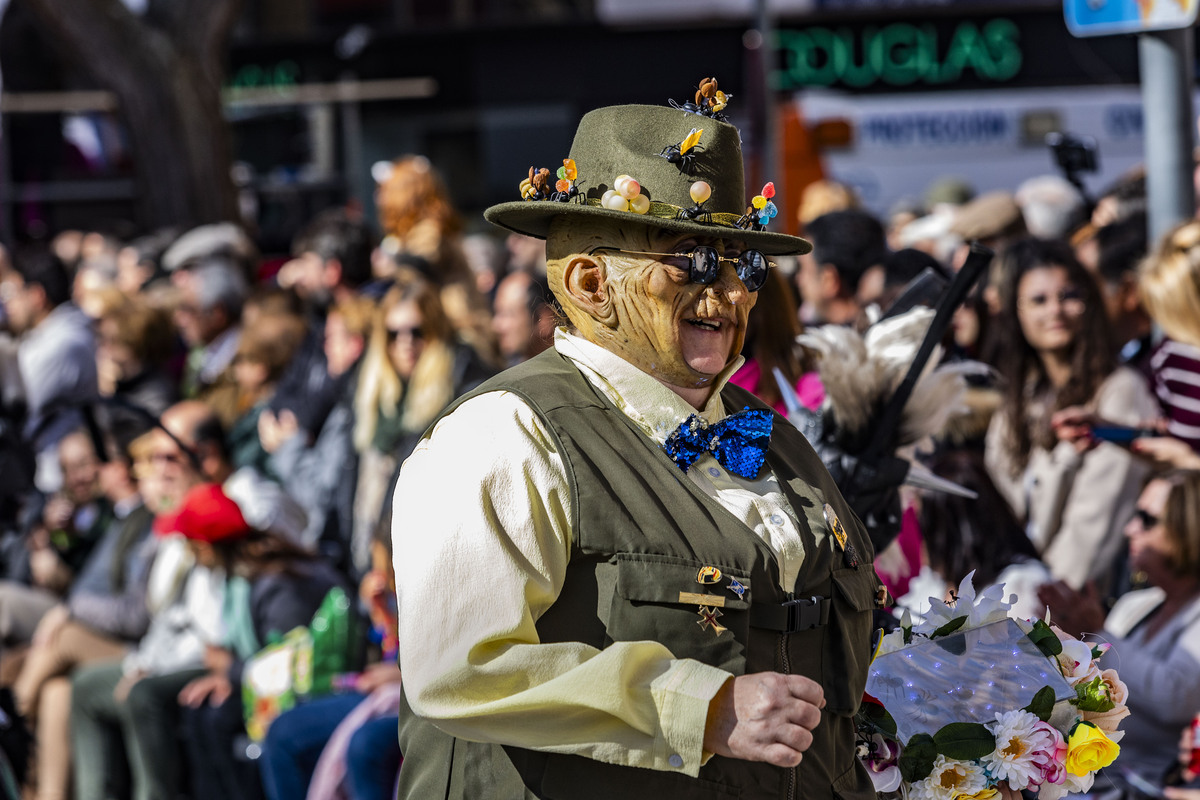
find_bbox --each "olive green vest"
[397,349,880,800]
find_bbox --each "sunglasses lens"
[690,247,720,285]
[738,251,768,292]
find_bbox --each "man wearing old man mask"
[393,86,881,800]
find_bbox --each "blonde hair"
[798,180,860,227]
[353,278,456,452]
[330,295,376,341]
[1139,220,1200,347]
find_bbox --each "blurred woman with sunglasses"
[1040,470,1200,798]
[985,237,1158,594]
[352,275,493,574]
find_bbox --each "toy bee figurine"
[658,128,703,174]
[519,167,553,201]
[676,181,713,223]
[550,158,582,203]
[669,77,731,121]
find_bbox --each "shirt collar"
[553,328,744,444]
[200,325,241,383]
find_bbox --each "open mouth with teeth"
[686,318,724,331]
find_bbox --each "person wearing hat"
[393,93,881,800]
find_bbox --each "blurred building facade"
[0,0,1155,250]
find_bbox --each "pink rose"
[1027,722,1067,789]
[1098,669,1128,705]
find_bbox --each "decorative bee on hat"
[669,77,731,122]
[520,167,553,201]
[658,128,704,175]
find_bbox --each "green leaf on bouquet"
[933,722,996,760]
[1070,676,1116,713]
[899,734,938,783]
[930,616,968,639]
[860,702,898,736]
[1027,620,1063,657]
[1023,686,1056,722]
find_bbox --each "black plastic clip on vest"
[749,595,830,633]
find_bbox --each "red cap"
[153,483,251,543]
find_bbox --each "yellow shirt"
[393,329,810,777]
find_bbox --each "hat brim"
[484,201,812,257]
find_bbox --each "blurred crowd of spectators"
[0,155,555,800]
[0,152,1197,800]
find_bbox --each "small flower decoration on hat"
[601,175,651,215]
[520,167,554,201]
[551,159,582,203]
[669,77,731,122]
[738,182,778,231]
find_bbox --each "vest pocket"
[609,553,751,676]
[823,566,877,715]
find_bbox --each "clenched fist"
[703,672,825,768]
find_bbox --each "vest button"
[707,467,721,477]
[668,754,684,768]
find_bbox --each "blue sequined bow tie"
[662,409,773,479]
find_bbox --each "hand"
[355,662,403,693]
[257,408,299,454]
[113,670,145,704]
[32,604,70,647]
[178,673,233,708]
[29,548,65,588]
[202,645,233,675]
[1131,436,1200,470]
[359,570,389,605]
[1036,580,1106,638]
[42,496,74,532]
[702,672,825,768]
[97,355,122,396]
[1049,407,1103,454]
[1165,789,1200,800]
[274,257,302,290]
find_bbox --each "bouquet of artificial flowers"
[858,573,1129,800]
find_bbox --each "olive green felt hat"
[484,104,812,256]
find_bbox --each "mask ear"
[562,255,616,327]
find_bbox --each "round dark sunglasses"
[590,245,774,292]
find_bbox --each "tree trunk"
[19,0,240,229]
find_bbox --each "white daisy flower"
[983,709,1062,790]
[909,755,988,800]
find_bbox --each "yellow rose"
[958,788,1000,800]
[1065,722,1120,776]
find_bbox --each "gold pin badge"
[679,592,725,608]
[823,503,848,550]
[697,566,722,585]
[697,606,727,633]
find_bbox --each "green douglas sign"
[777,19,1023,90]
